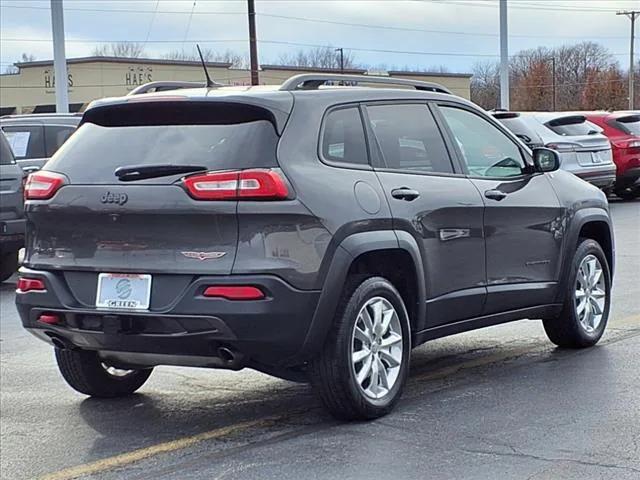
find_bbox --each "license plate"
[96,273,152,310]
[591,152,604,163]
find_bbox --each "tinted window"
[439,106,526,178]
[366,104,452,173]
[46,120,279,184]
[321,107,368,165]
[1,125,45,159]
[0,133,16,165]
[45,125,76,157]
[545,116,598,136]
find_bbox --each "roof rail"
[279,73,452,94]
[127,81,209,96]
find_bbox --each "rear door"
[436,104,563,314]
[0,134,24,226]
[364,102,486,327]
[24,101,284,305]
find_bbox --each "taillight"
[16,278,46,293]
[24,171,67,200]
[203,286,265,300]
[183,169,289,201]
[546,142,579,153]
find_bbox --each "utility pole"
[499,0,509,109]
[335,48,344,73]
[551,56,556,111]
[247,0,259,86]
[617,10,639,109]
[50,0,69,113]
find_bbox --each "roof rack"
[127,81,210,96]
[279,73,452,94]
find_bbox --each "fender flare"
[288,230,425,364]
[555,207,615,303]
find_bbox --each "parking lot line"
[38,418,276,480]
[38,314,640,480]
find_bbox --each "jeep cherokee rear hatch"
[23,99,288,279]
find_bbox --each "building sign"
[125,66,153,88]
[43,68,74,92]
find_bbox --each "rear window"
[45,125,76,157]
[494,117,539,145]
[545,116,599,136]
[46,120,279,183]
[1,125,45,159]
[0,133,16,165]
[610,115,640,135]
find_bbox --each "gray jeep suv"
[0,132,25,282]
[16,75,614,420]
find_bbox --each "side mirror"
[533,147,560,173]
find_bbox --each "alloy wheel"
[351,297,403,399]
[575,254,607,334]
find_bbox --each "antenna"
[196,44,214,88]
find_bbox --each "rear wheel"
[310,276,411,420]
[614,184,640,200]
[55,348,153,397]
[543,239,611,348]
[0,251,18,282]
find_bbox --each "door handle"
[391,188,420,201]
[484,189,507,201]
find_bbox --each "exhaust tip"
[50,337,68,350]
[217,347,236,363]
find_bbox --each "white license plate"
[591,152,604,163]
[96,273,152,310]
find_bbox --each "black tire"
[0,251,18,283]
[543,238,611,348]
[309,276,411,420]
[55,348,153,398]
[614,185,640,201]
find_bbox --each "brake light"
[183,169,289,200]
[203,286,265,300]
[38,314,61,325]
[24,171,66,200]
[16,278,46,293]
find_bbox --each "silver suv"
[492,111,616,190]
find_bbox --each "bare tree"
[3,53,36,73]
[92,42,146,58]
[277,46,357,70]
[470,60,500,110]
[162,48,247,68]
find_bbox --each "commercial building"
[0,56,472,115]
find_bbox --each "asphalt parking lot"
[1,199,638,480]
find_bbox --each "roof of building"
[260,64,367,74]
[14,56,233,69]
[387,70,473,79]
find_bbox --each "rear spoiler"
[546,115,586,126]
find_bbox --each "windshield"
[45,120,279,183]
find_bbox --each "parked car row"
[490,110,640,199]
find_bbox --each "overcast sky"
[1,0,638,74]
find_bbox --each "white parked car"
[492,111,616,190]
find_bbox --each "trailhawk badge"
[181,251,227,261]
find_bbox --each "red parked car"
[585,112,640,200]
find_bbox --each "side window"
[45,125,76,157]
[1,125,45,159]
[321,107,368,165]
[439,106,526,178]
[365,104,453,174]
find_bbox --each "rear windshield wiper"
[115,164,208,181]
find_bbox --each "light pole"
[50,0,69,113]
[247,0,259,85]
[335,48,344,73]
[499,0,509,110]
[617,10,639,109]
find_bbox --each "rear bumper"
[618,166,640,184]
[15,267,320,370]
[0,218,25,251]
[573,167,617,189]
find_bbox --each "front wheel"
[543,238,611,348]
[310,276,411,420]
[55,348,153,397]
